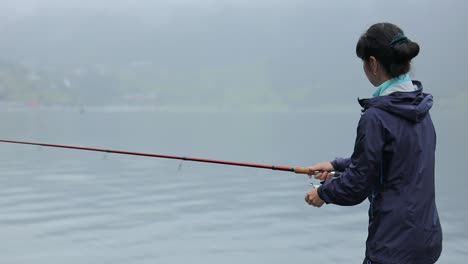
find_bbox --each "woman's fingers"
[314,171,328,180]
[308,162,334,176]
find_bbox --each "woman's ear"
[368,56,378,76]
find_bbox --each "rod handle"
[294,166,311,174]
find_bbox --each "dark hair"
[356,22,420,78]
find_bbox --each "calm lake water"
[0,109,466,263]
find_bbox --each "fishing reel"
[308,171,342,188]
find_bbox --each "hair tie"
[390,33,409,47]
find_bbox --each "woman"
[304,22,442,264]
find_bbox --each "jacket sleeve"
[331,157,351,172]
[318,110,385,206]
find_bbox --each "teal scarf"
[373,73,411,97]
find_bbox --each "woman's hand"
[305,187,325,207]
[307,161,335,181]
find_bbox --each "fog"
[0,0,466,110]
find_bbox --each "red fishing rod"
[0,139,312,174]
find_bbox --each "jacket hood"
[358,81,433,123]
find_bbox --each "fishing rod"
[0,139,315,175]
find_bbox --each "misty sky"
[0,0,467,102]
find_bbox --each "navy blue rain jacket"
[317,81,442,264]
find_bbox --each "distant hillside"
[0,2,363,110]
[0,60,320,110]
[0,61,73,105]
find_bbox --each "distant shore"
[1,98,465,114]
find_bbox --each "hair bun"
[392,41,420,63]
